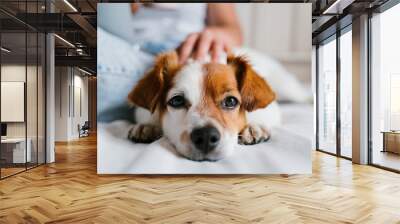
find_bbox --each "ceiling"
[311,0,391,43]
[0,0,393,75]
[0,0,98,74]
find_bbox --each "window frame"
[315,24,353,160]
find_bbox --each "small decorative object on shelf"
[381,131,400,154]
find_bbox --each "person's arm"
[206,3,242,46]
[179,3,243,63]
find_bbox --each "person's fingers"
[211,40,223,63]
[223,43,233,55]
[179,33,199,64]
[130,3,140,14]
[195,30,213,61]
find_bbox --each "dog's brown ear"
[228,55,276,112]
[128,51,179,113]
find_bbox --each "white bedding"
[280,103,314,141]
[97,103,313,174]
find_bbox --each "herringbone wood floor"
[1,135,400,224]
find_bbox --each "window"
[340,29,352,158]
[0,1,47,179]
[316,26,353,159]
[317,37,337,154]
[370,3,400,171]
[1,30,28,178]
[390,74,400,130]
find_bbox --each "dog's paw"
[128,124,162,143]
[238,124,270,145]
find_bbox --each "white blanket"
[97,104,312,174]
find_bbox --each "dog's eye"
[168,95,186,108]
[221,96,239,109]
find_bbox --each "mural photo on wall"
[97,3,313,174]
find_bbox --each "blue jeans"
[97,28,183,122]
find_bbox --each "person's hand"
[178,27,239,64]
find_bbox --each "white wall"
[54,67,89,141]
[1,82,25,122]
[1,64,46,164]
[55,67,69,141]
[1,66,25,130]
[235,3,312,85]
[72,73,89,138]
[1,65,40,138]
[1,65,26,139]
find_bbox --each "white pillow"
[233,47,312,103]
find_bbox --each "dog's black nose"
[190,126,221,153]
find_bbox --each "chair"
[79,121,90,138]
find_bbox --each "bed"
[97,103,313,174]
[97,27,312,174]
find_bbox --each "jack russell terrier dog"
[127,51,281,161]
